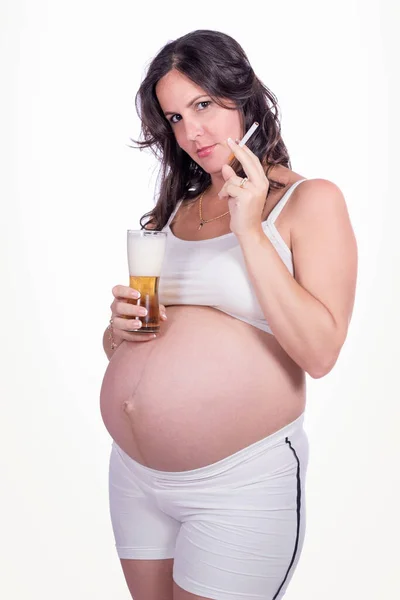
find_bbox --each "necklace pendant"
[198,221,205,230]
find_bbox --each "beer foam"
[127,233,167,276]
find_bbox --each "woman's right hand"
[110,285,167,344]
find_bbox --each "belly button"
[123,400,135,416]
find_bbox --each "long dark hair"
[130,29,292,230]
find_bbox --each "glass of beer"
[127,230,167,333]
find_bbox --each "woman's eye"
[169,101,211,125]
[197,101,211,110]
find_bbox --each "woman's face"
[155,69,243,174]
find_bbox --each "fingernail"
[162,313,167,320]
[227,137,233,144]
[131,290,140,299]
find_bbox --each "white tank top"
[158,179,307,335]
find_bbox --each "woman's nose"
[184,118,204,142]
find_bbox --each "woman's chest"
[169,199,293,251]
[159,221,293,328]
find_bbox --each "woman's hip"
[110,411,309,505]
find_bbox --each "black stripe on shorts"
[272,436,301,599]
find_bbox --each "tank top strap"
[266,179,307,226]
[164,198,184,229]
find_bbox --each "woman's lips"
[197,144,216,158]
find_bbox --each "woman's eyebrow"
[163,94,208,116]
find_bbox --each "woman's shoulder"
[289,176,346,211]
[285,174,350,242]
[268,167,348,241]
[272,165,344,206]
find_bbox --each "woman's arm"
[238,179,358,379]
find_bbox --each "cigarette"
[228,121,259,162]
[239,122,259,146]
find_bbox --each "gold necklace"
[197,189,230,231]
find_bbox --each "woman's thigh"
[108,442,181,560]
[120,557,174,600]
[169,428,309,600]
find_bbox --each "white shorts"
[108,412,309,600]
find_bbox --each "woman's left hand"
[218,138,270,239]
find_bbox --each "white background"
[1,0,399,598]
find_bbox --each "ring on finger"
[239,177,249,188]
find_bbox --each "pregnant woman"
[100,29,358,600]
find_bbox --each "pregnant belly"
[100,305,306,471]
